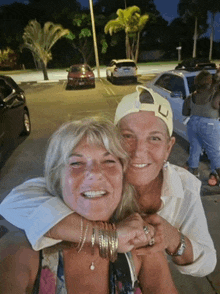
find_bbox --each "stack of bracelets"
[77,217,118,263]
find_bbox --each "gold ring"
[143,225,150,235]
[149,237,155,246]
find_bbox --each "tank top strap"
[32,249,67,294]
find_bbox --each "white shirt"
[0,163,216,277]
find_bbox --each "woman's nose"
[132,139,147,158]
[86,162,103,180]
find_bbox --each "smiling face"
[61,137,123,221]
[119,111,175,188]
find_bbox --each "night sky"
[0,0,220,40]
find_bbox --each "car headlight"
[69,78,74,80]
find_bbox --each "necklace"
[90,227,98,271]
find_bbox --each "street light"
[89,0,100,78]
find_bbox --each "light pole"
[89,0,100,78]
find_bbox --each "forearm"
[139,252,178,294]
[47,212,150,253]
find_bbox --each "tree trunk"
[209,13,215,61]
[126,32,130,58]
[135,32,140,63]
[41,61,49,80]
[192,16,198,58]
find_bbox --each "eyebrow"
[69,151,111,157]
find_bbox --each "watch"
[166,233,186,256]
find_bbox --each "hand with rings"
[143,225,155,247]
[116,213,155,253]
[135,214,166,255]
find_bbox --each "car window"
[70,66,91,73]
[155,74,186,97]
[186,76,196,93]
[169,75,186,97]
[116,62,136,68]
[155,74,171,90]
[0,79,12,98]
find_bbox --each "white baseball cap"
[114,86,173,136]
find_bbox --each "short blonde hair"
[44,117,139,221]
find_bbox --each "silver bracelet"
[166,233,186,256]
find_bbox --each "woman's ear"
[166,136,176,157]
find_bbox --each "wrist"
[166,232,186,257]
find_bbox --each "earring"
[163,160,168,169]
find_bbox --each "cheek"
[122,140,135,155]
[61,171,79,206]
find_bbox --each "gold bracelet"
[109,223,118,262]
[103,222,109,259]
[76,216,84,249]
[78,221,89,253]
[98,222,105,258]
[91,225,96,256]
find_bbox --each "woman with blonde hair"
[1,86,216,280]
[0,117,177,293]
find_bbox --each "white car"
[106,59,137,84]
[146,63,217,141]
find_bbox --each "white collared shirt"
[0,163,216,277]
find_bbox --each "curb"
[18,79,67,85]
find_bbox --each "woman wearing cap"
[182,70,220,185]
[0,86,216,278]
[0,118,178,293]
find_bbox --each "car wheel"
[91,83,95,88]
[111,74,115,84]
[66,84,72,90]
[21,110,31,136]
[133,77,137,83]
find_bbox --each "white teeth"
[83,191,106,198]
[132,164,148,168]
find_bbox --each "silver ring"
[149,237,155,246]
[143,225,150,235]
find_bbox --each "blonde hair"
[44,117,139,221]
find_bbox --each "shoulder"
[169,164,201,198]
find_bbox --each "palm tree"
[206,1,220,60]
[178,0,207,58]
[104,6,149,63]
[21,20,69,80]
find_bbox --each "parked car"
[106,59,138,84]
[146,61,217,141]
[0,75,31,164]
[66,64,95,89]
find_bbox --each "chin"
[126,174,153,187]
